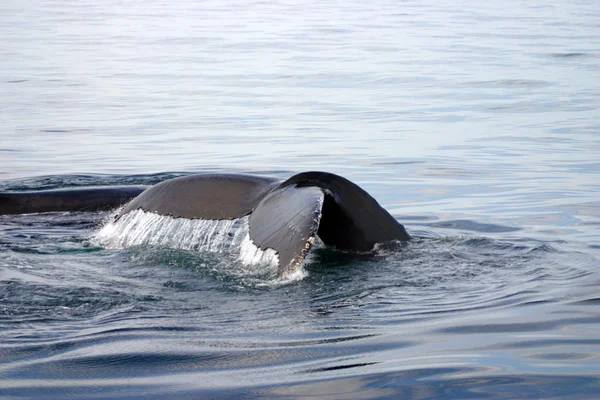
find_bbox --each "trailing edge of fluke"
[0,172,410,273]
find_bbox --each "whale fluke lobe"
[117,174,279,220]
[0,172,410,274]
[249,185,324,273]
[281,172,411,250]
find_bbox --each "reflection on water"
[1,0,600,398]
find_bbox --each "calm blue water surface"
[1,0,600,398]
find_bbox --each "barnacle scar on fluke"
[0,172,411,274]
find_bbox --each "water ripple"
[1,0,600,396]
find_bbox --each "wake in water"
[88,208,590,291]
[91,209,307,284]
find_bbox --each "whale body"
[0,172,410,273]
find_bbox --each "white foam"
[92,209,245,252]
[91,210,304,282]
[238,233,279,268]
[265,265,308,286]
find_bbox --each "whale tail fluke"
[0,172,410,274]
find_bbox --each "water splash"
[91,210,297,282]
[238,233,279,268]
[93,209,246,252]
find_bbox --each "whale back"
[0,186,147,215]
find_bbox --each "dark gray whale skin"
[0,172,410,273]
[0,186,147,215]
[280,172,410,252]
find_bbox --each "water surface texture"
[1,0,600,398]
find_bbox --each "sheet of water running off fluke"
[93,210,293,283]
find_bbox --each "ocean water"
[1,0,600,398]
